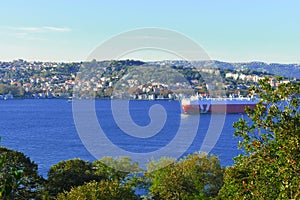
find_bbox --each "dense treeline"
[0,79,299,199]
[0,84,24,97]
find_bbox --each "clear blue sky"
[1,0,299,63]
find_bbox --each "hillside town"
[0,59,297,100]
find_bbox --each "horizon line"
[0,58,299,65]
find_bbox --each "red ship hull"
[182,103,257,114]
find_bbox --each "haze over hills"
[1,59,299,79]
[148,60,300,79]
[204,61,300,79]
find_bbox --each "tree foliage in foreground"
[0,146,44,199]
[47,157,141,199]
[147,153,224,200]
[56,180,139,200]
[92,156,141,182]
[46,159,102,198]
[219,78,300,199]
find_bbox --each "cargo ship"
[181,95,261,114]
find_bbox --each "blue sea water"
[0,99,243,177]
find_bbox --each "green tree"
[93,156,142,182]
[56,180,139,200]
[47,157,141,198]
[55,157,142,200]
[0,85,9,95]
[0,84,24,97]
[147,153,224,200]
[46,159,102,198]
[218,78,300,199]
[0,147,44,199]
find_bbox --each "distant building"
[206,83,216,90]
[3,94,14,100]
